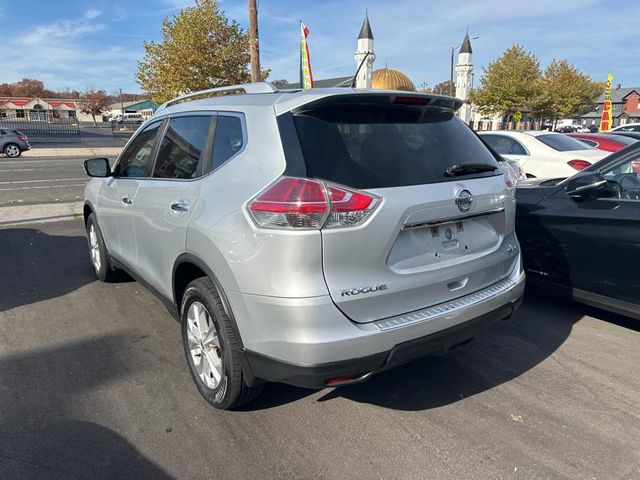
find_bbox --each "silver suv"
[83,83,525,409]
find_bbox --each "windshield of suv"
[537,134,592,152]
[290,104,499,189]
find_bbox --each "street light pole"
[248,0,260,82]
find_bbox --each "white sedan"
[478,131,608,179]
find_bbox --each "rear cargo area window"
[291,105,499,189]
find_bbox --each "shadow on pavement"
[0,333,170,479]
[1,227,94,312]
[245,291,588,412]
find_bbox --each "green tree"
[470,45,541,120]
[137,0,267,104]
[78,89,110,126]
[536,60,601,128]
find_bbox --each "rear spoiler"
[287,92,462,116]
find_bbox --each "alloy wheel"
[186,301,223,389]
[88,224,101,272]
[5,145,20,158]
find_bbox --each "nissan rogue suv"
[83,83,525,409]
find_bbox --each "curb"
[23,147,123,158]
[0,201,84,227]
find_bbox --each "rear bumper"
[229,259,526,388]
[245,296,522,388]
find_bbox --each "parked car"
[82,83,525,409]
[555,125,576,133]
[556,125,589,133]
[117,113,144,124]
[609,131,640,142]
[586,125,599,133]
[567,132,637,152]
[516,142,640,319]
[610,123,640,133]
[479,131,608,179]
[0,129,30,158]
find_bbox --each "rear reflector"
[324,374,364,386]
[567,159,591,171]
[248,177,379,230]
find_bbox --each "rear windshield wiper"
[445,163,498,177]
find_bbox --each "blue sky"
[1,0,638,94]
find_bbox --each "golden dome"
[371,68,415,92]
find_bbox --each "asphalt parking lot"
[1,220,639,479]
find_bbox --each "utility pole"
[248,0,260,82]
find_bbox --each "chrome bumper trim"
[402,207,505,230]
[374,276,518,331]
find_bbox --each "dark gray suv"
[1,129,30,158]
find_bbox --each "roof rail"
[156,82,278,111]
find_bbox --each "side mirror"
[84,158,111,178]
[565,170,607,197]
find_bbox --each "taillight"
[567,159,591,170]
[325,184,377,228]
[17,135,27,141]
[498,162,518,190]
[632,161,640,174]
[247,177,379,230]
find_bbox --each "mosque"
[287,13,502,130]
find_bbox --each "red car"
[567,133,636,152]
[568,133,640,173]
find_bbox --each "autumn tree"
[78,89,110,125]
[137,0,267,103]
[11,78,46,97]
[432,80,454,96]
[536,60,601,128]
[470,45,541,120]
[271,79,289,89]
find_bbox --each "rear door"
[289,96,517,323]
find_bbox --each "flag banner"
[300,22,314,89]
[599,72,614,132]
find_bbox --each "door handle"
[170,200,190,212]
[122,195,134,206]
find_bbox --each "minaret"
[354,12,375,88]
[456,32,474,124]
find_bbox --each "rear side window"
[118,122,161,178]
[211,115,244,170]
[287,104,498,189]
[536,134,591,152]
[482,134,528,155]
[153,116,212,179]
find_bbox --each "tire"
[4,143,21,158]
[85,213,122,282]
[181,277,262,410]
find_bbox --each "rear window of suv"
[283,99,499,189]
